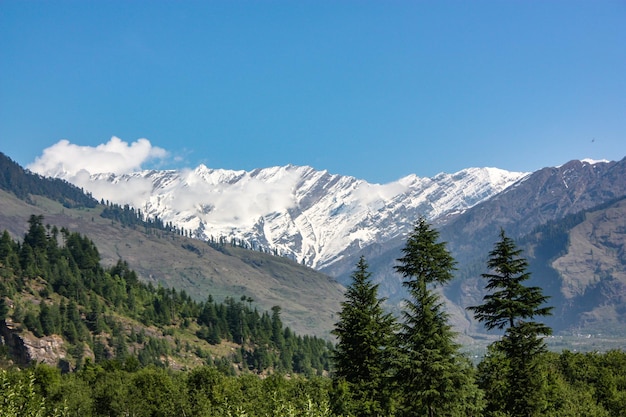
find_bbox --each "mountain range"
[4,152,626,339]
[59,164,528,270]
[0,154,345,339]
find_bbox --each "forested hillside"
[0,215,332,375]
[0,153,97,209]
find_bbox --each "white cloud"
[79,173,156,208]
[28,136,168,177]
[165,171,300,227]
[25,137,169,205]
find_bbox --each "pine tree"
[0,230,15,261]
[468,228,553,417]
[332,256,397,416]
[39,302,55,336]
[271,305,284,350]
[394,218,483,417]
[0,298,8,320]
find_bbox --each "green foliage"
[470,229,554,416]
[395,217,456,287]
[549,350,626,417]
[394,218,483,417]
[24,311,44,337]
[468,229,553,334]
[0,368,67,417]
[1,216,332,377]
[332,256,397,416]
[125,367,186,417]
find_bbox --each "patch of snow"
[581,158,610,165]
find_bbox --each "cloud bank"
[27,137,168,207]
[28,136,168,177]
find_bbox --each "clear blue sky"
[1,1,625,183]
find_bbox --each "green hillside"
[0,214,332,374]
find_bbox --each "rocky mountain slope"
[540,196,626,333]
[340,158,626,335]
[54,164,527,272]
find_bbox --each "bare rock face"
[21,333,67,366]
[0,319,68,367]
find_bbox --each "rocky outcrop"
[0,318,68,367]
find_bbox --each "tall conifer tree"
[332,256,397,416]
[394,218,483,417]
[469,229,553,416]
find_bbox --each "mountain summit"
[51,164,527,270]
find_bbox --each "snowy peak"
[52,164,528,270]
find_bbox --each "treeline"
[100,202,185,236]
[100,202,286,258]
[1,349,625,417]
[0,152,97,208]
[0,215,331,375]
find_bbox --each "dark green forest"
[0,153,97,209]
[1,215,625,416]
[0,215,332,375]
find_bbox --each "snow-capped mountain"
[25,155,626,335]
[68,164,528,270]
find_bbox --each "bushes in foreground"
[2,349,626,417]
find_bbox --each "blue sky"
[1,1,624,184]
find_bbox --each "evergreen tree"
[332,256,397,416]
[0,230,15,261]
[0,298,8,320]
[468,228,553,417]
[271,305,285,350]
[24,311,44,337]
[24,215,47,252]
[39,302,56,336]
[394,218,482,417]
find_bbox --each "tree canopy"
[332,256,397,416]
[394,218,482,417]
[469,228,554,416]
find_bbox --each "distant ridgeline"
[0,152,175,232]
[0,152,97,208]
[1,153,281,255]
[0,214,332,375]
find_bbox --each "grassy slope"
[0,189,345,339]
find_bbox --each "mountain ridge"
[8,151,626,337]
[0,153,346,339]
[45,163,528,271]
